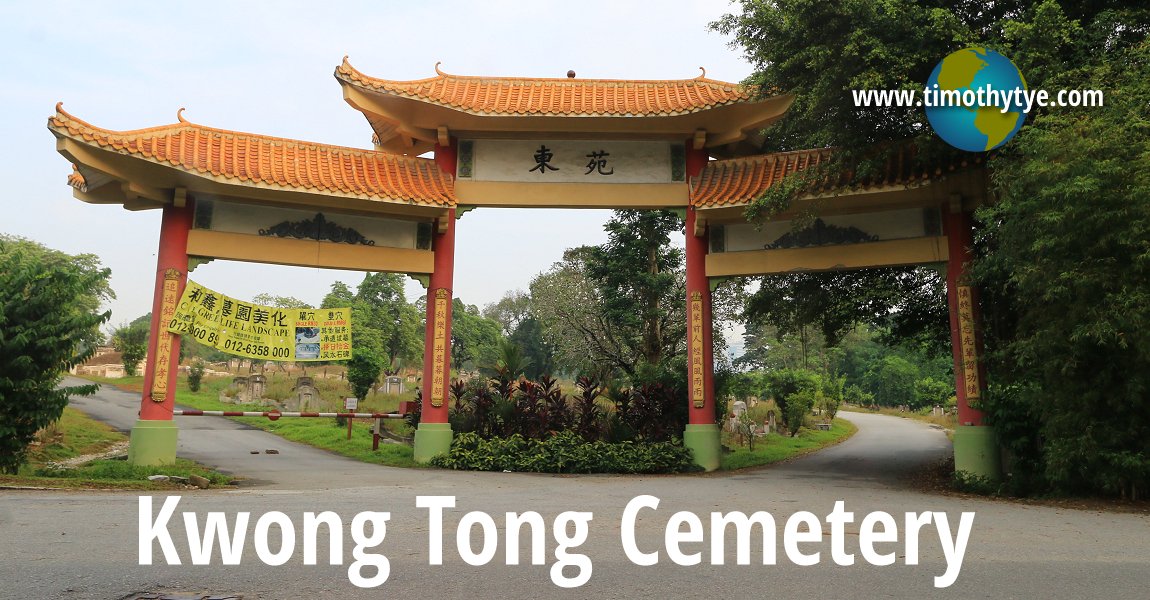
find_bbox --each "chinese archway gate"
[49,58,998,477]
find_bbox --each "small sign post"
[345,397,358,439]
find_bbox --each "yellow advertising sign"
[166,280,352,362]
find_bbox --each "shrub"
[784,389,817,436]
[187,360,206,392]
[763,368,821,429]
[431,431,699,474]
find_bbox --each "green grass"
[170,375,417,468]
[82,374,855,474]
[27,407,124,463]
[0,406,232,490]
[720,418,858,471]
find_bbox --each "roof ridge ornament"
[434,61,446,76]
[697,67,706,79]
[176,108,188,123]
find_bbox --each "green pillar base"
[953,425,1001,481]
[414,422,453,463]
[128,419,178,466]
[684,423,721,472]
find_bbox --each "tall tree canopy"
[715,0,1150,496]
[0,236,112,473]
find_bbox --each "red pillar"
[944,209,987,426]
[944,207,1000,478]
[685,206,716,425]
[420,209,456,425]
[140,203,193,419]
[414,142,459,462]
[128,201,192,465]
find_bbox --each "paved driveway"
[1,386,1146,599]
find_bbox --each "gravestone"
[249,374,267,400]
[382,376,404,395]
[287,376,318,412]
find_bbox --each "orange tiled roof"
[690,147,982,207]
[48,104,455,207]
[336,58,755,117]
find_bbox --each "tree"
[531,247,630,379]
[252,293,312,309]
[450,299,503,372]
[482,290,533,337]
[976,35,1150,497]
[325,275,422,376]
[584,210,686,372]
[0,236,111,473]
[716,0,1150,496]
[508,316,554,380]
[863,355,919,408]
[111,314,150,376]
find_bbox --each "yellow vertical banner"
[430,289,449,408]
[689,291,705,409]
[957,286,980,401]
[150,268,182,403]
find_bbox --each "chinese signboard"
[166,280,352,361]
[457,139,681,184]
[150,268,182,402]
[429,289,449,408]
[689,291,705,409]
[956,286,980,402]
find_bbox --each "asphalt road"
[1,384,1147,599]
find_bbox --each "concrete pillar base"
[128,419,178,466]
[684,423,721,472]
[414,422,453,463]
[953,425,1001,480]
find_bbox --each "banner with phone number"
[166,280,352,362]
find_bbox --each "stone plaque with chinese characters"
[957,286,981,401]
[689,291,705,409]
[458,140,679,184]
[430,289,449,408]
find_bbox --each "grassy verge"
[720,418,858,471]
[170,376,418,468]
[0,407,232,490]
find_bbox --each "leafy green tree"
[863,355,919,408]
[450,299,503,372]
[111,314,150,376]
[0,237,111,473]
[251,294,311,309]
[530,247,630,379]
[977,35,1150,497]
[584,210,686,372]
[325,275,422,375]
[508,316,554,380]
[763,368,821,430]
[320,281,355,309]
[716,0,1150,496]
[482,290,533,337]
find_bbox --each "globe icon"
[924,47,1028,152]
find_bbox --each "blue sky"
[1,1,753,330]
